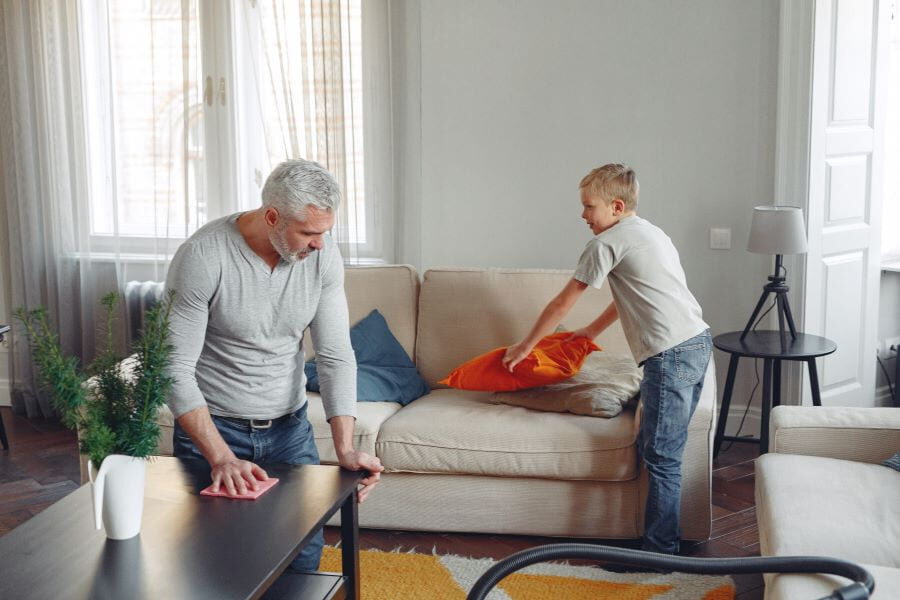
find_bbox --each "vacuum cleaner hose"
[465,543,874,600]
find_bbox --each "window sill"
[882,257,900,273]
[70,251,176,264]
[347,257,387,266]
[72,251,388,266]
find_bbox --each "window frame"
[77,0,392,263]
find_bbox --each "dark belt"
[216,413,294,430]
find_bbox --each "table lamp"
[741,205,808,342]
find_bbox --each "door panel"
[804,0,888,406]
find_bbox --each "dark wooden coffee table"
[0,457,363,600]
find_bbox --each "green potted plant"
[15,291,175,539]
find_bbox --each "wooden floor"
[0,406,764,598]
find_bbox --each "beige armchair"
[755,405,900,599]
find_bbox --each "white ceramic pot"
[89,454,146,540]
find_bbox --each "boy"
[502,163,710,554]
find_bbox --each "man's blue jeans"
[173,404,324,572]
[639,330,712,554]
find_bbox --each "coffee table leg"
[761,359,773,454]
[0,410,8,450]
[713,354,740,458]
[341,489,360,600]
[807,358,822,407]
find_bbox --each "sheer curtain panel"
[0,0,378,418]
[0,0,200,418]
[236,0,366,263]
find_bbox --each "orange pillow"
[439,332,602,391]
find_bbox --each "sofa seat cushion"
[756,453,900,568]
[376,389,639,481]
[306,392,403,464]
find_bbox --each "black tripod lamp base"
[740,255,798,342]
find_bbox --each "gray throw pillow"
[491,352,642,418]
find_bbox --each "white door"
[804,0,890,406]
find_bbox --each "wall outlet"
[709,227,732,250]
[877,336,900,359]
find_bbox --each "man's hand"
[177,407,270,496]
[502,342,533,373]
[336,450,384,503]
[209,456,269,496]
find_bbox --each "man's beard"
[268,225,312,263]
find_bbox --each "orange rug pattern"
[321,546,735,600]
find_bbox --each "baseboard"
[721,403,762,439]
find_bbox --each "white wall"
[0,1,790,426]
[392,0,781,432]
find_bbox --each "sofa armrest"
[770,405,900,464]
[676,358,717,541]
[692,359,717,431]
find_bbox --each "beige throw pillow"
[491,352,642,418]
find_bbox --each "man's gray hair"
[261,159,342,221]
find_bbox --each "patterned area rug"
[321,546,735,599]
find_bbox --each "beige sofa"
[99,265,717,540]
[755,405,900,599]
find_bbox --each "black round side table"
[712,330,837,457]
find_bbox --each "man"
[164,159,383,572]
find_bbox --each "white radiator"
[123,281,165,344]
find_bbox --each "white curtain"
[1,0,368,418]
[239,0,364,263]
[2,0,96,418]
[0,0,199,418]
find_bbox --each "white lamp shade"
[747,205,808,255]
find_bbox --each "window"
[79,0,382,261]
[81,0,206,255]
[233,0,370,253]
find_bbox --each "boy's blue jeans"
[172,404,324,572]
[639,330,712,554]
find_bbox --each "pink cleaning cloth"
[200,477,279,500]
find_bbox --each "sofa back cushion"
[304,264,420,360]
[416,268,629,387]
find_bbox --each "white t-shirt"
[574,215,708,364]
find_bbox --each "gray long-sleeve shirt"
[163,213,357,422]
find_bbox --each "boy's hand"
[502,343,532,373]
[566,327,596,341]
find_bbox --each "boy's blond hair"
[579,164,639,211]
